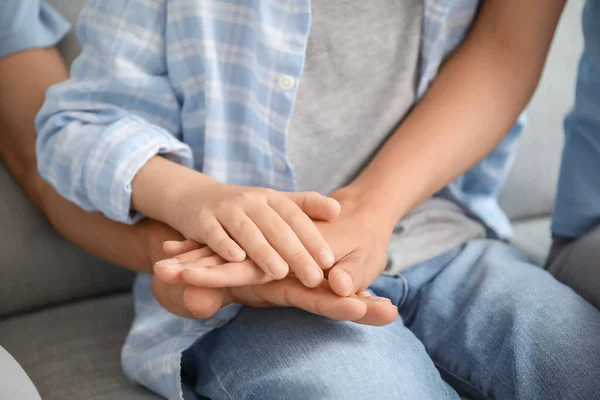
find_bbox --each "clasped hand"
[152,188,398,326]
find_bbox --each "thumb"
[328,252,385,297]
[152,274,194,318]
[286,192,341,221]
[152,274,230,320]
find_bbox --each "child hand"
[168,180,340,288]
[155,239,272,288]
[154,239,398,326]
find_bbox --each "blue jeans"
[181,240,600,399]
[552,0,600,238]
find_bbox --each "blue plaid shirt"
[36,1,523,398]
[0,0,69,59]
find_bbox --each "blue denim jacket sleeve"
[35,1,193,224]
[552,0,600,238]
[0,0,70,58]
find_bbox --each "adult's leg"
[546,226,600,309]
[0,346,41,400]
[181,304,459,399]
[389,240,600,400]
[552,0,600,239]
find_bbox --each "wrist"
[139,218,185,268]
[330,185,399,242]
[132,156,218,226]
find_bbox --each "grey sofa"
[0,0,585,399]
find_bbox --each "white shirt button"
[278,75,296,91]
[274,159,287,171]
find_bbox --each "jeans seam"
[196,347,235,400]
[433,360,493,400]
[397,274,410,310]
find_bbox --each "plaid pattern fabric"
[0,0,69,58]
[35,1,521,398]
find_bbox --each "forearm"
[40,185,180,273]
[346,0,565,227]
[131,155,218,227]
[0,47,180,273]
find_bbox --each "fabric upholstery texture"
[0,162,134,318]
[0,294,160,400]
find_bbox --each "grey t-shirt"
[288,0,485,274]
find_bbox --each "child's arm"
[35,1,335,288]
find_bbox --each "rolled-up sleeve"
[0,0,70,58]
[36,0,193,223]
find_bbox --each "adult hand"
[176,187,394,298]
[319,187,394,297]
[153,241,398,326]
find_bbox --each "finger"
[351,297,398,327]
[181,259,272,288]
[328,253,385,297]
[163,239,202,256]
[151,274,195,319]
[268,197,335,269]
[286,192,341,221]
[235,278,368,321]
[154,247,217,285]
[174,247,216,263]
[219,210,289,280]
[183,286,228,319]
[247,206,323,288]
[199,217,246,262]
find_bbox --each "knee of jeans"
[194,308,457,399]
[480,261,600,379]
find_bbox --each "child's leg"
[546,226,600,309]
[181,305,459,399]
[396,240,600,400]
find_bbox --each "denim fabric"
[182,241,600,400]
[552,0,600,238]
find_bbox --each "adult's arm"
[346,0,566,227]
[325,0,567,295]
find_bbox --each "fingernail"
[357,291,372,298]
[335,270,353,296]
[319,248,335,267]
[304,266,323,287]
[155,258,182,269]
[163,241,182,247]
[267,258,288,279]
[374,297,393,304]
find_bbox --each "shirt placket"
[265,0,312,192]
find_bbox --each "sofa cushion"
[0,293,160,400]
[0,162,134,318]
[510,217,553,266]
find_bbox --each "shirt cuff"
[84,116,194,224]
[0,3,71,59]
